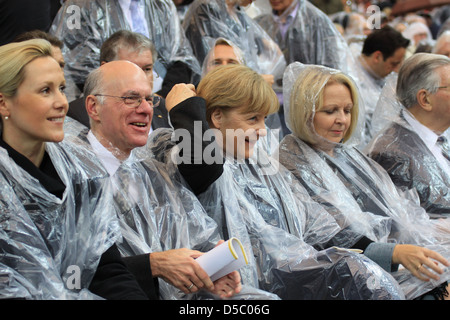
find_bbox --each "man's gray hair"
[100,30,157,63]
[397,53,450,108]
[432,30,450,55]
[83,67,105,103]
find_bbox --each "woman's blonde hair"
[197,64,279,125]
[0,39,53,98]
[288,66,359,144]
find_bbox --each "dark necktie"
[437,136,450,162]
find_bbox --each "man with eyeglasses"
[67,30,171,131]
[65,59,246,300]
[367,53,450,219]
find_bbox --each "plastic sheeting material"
[147,127,404,300]
[347,56,388,147]
[50,0,201,100]
[197,154,404,300]
[182,0,286,85]
[254,0,355,75]
[63,120,278,300]
[278,62,450,299]
[366,74,450,217]
[0,136,120,299]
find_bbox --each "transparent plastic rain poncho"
[198,37,283,132]
[50,0,201,100]
[366,74,450,217]
[147,127,404,299]
[277,62,450,299]
[62,120,278,300]
[0,134,121,299]
[253,0,356,76]
[369,73,400,139]
[182,0,286,85]
[346,54,388,147]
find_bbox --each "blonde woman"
[0,39,147,299]
[160,64,405,299]
[278,62,450,300]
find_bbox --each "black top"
[0,138,150,300]
[0,0,61,45]
[0,138,66,199]
[168,96,224,195]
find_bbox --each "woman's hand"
[392,244,449,281]
[208,240,242,298]
[211,270,242,298]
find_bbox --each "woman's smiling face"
[2,56,68,145]
[212,106,267,160]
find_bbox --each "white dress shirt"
[272,2,299,39]
[87,130,123,176]
[118,0,149,36]
[403,110,450,176]
[87,130,141,202]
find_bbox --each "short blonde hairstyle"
[197,64,279,125]
[288,66,359,144]
[0,39,53,98]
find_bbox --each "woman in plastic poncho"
[0,39,147,300]
[277,62,450,300]
[191,63,405,300]
[182,0,286,85]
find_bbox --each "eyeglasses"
[94,94,161,108]
[437,86,449,90]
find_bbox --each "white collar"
[403,109,450,174]
[87,130,123,176]
[403,109,439,148]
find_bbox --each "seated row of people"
[0,36,449,299]
[46,0,450,152]
[0,38,395,300]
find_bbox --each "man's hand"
[261,74,274,86]
[165,83,196,112]
[150,248,213,294]
[150,241,243,298]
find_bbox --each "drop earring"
[4,116,8,120]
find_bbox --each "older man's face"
[116,47,154,90]
[430,65,450,130]
[94,62,154,156]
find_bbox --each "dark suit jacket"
[67,96,171,130]
[367,122,450,216]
